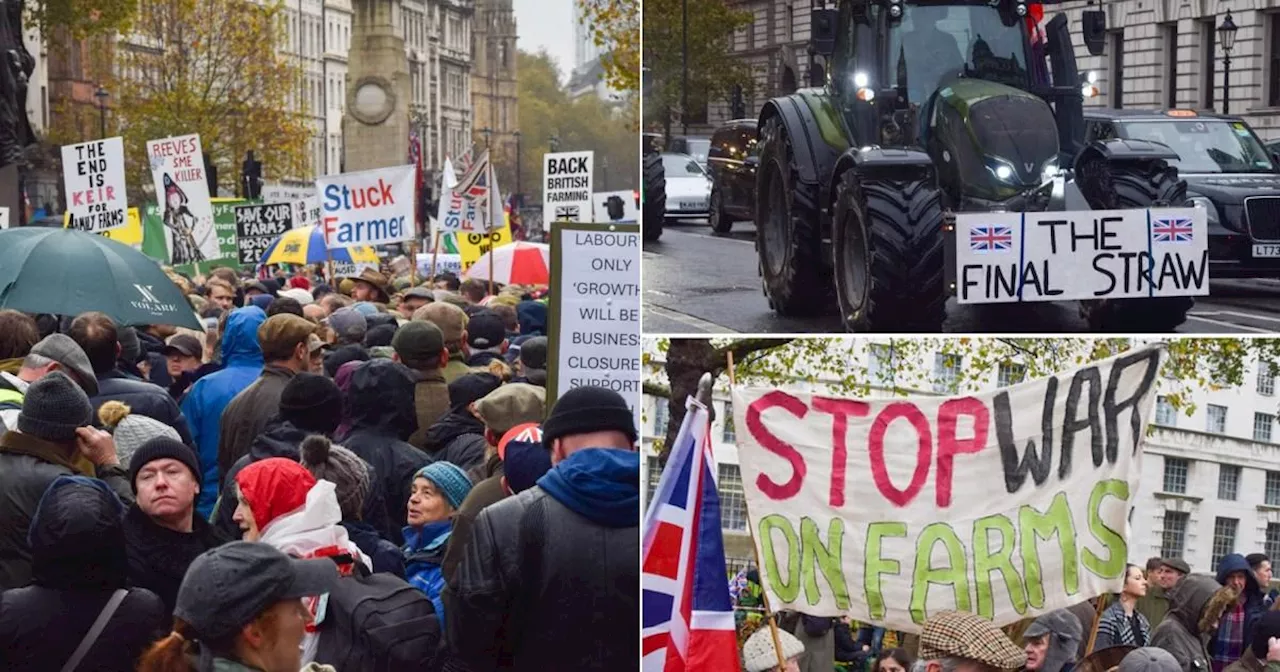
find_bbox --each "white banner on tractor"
[954,207,1209,303]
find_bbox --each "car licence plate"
[679,201,700,210]
[1254,244,1280,257]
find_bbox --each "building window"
[645,454,662,505]
[722,401,735,443]
[1161,510,1189,558]
[1155,396,1177,427]
[1207,404,1228,434]
[1202,18,1217,108]
[1267,471,1280,506]
[718,464,747,531]
[1163,457,1189,494]
[1219,464,1241,501]
[932,353,962,394]
[1258,413,1276,443]
[1109,30,1125,107]
[997,362,1027,388]
[1267,523,1280,561]
[1163,23,1178,108]
[653,399,668,436]
[1271,14,1280,106]
[1260,360,1276,396]
[868,344,900,386]
[1212,517,1239,570]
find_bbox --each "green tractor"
[754,0,1199,331]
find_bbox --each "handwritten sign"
[318,165,415,248]
[147,134,215,264]
[955,208,1209,303]
[542,151,593,225]
[62,137,127,233]
[734,347,1163,633]
[235,202,294,265]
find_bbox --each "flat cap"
[919,611,1025,670]
[30,334,97,396]
[1159,557,1191,575]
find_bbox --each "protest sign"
[147,134,216,264]
[332,260,380,278]
[69,207,142,245]
[542,151,593,225]
[235,202,294,265]
[733,346,1163,633]
[955,208,1208,303]
[262,184,315,204]
[141,198,251,273]
[291,198,320,229]
[318,165,415,247]
[458,223,512,272]
[592,190,638,223]
[416,252,463,277]
[62,137,128,233]
[548,222,642,429]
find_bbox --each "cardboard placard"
[234,202,294,265]
[318,165,416,248]
[62,137,128,233]
[542,151,594,224]
[147,134,216,264]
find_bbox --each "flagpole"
[486,163,495,296]
[430,231,441,278]
[727,351,791,672]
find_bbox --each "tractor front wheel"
[642,151,666,242]
[833,171,946,332]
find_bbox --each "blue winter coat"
[180,307,265,518]
[1215,552,1267,650]
[404,520,451,634]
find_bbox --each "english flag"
[641,398,742,672]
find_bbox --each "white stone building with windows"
[642,341,1280,575]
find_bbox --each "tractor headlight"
[1041,159,1059,183]
[1188,195,1220,227]
[985,156,1019,183]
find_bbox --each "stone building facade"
[471,0,519,191]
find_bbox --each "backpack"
[313,560,442,672]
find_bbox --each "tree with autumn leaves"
[576,0,639,94]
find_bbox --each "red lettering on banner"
[745,391,808,501]
[812,396,869,508]
[867,402,931,508]
[935,397,990,507]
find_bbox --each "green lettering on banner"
[1083,479,1130,579]
[909,523,970,625]
[865,522,907,620]
[972,514,1028,619]
[760,514,801,603]
[1019,492,1079,609]
[800,517,850,609]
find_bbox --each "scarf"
[1212,601,1247,672]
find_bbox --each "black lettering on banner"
[1060,366,1103,477]
[1103,349,1161,459]
[994,378,1057,494]
[1092,254,1117,296]
[235,203,294,265]
[1037,219,1068,254]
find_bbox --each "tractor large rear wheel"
[642,151,665,242]
[754,116,830,316]
[833,171,946,332]
[1078,159,1192,332]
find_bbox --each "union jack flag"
[1152,217,1195,243]
[970,225,1014,252]
[642,398,742,672]
[455,149,491,203]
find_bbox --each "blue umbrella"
[257,225,380,266]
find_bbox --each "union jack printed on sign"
[969,225,1014,252]
[1152,217,1194,243]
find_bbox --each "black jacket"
[420,410,488,473]
[123,504,228,615]
[0,475,167,671]
[342,521,405,578]
[337,361,431,546]
[465,351,503,368]
[90,369,194,446]
[136,330,173,389]
[0,431,134,590]
[213,417,391,540]
[446,487,638,671]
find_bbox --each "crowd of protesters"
[735,553,1280,672]
[0,262,639,671]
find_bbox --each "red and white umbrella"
[462,241,551,285]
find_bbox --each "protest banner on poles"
[62,137,128,233]
[955,208,1208,303]
[234,202,294,265]
[318,165,415,248]
[543,151,593,224]
[547,222,642,429]
[732,346,1164,633]
[147,134,216,264]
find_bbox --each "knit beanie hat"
[99,401,182,468]
[117,326,143,365]
[18,371,93,442]
[742,625,805,672]
[414,462,473,511]
[541,385,638,450]
[129,436,202,489]
[279,373,344,435]
[299,435,370,521]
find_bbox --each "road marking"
[1186,312,1272,333]
[662,227,756,247]
[1192,309,1280,325]
[643,303,739,334]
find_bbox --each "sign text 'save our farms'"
[147,134,216,265]
[734,347,1163,633]
[234,202,294,265]
[549,223,641,428]
[542,151,593,225]
[318,164,415,248]
[955,208,1209,303]
[62,137,128,233]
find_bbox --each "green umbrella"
[0,227,202,330]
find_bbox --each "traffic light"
[241,151,263,200]
[731,85,746,119]
[605,195,625,221]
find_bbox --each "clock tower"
[343,0,411,172]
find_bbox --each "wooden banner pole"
[1085,594,1109,655]
[430,231,442,278]
[727,351,790,672]
[409,239,418,287]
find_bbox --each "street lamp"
[94,85,109,139]
[1219,10,1238,114]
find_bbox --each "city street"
[643,220,1280,334]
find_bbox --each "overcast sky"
[512,0,576,84]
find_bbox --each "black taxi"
[1082,108,1280,278]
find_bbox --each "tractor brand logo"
[1025,162,1036,173]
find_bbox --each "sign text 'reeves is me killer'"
[733,348,1162,633]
